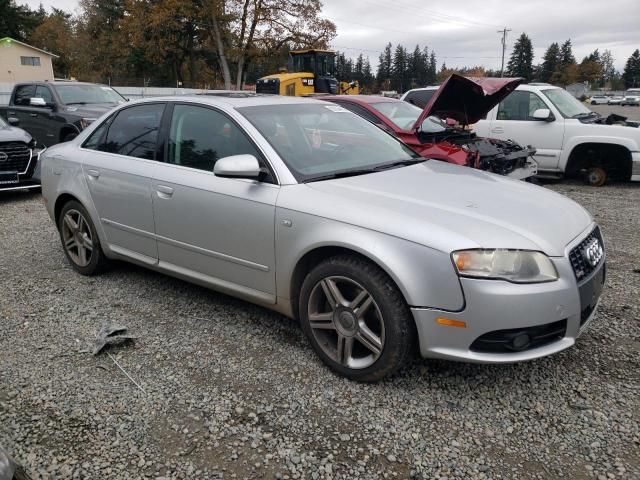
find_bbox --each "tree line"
[1,0,338,89]
[506,33,640,89]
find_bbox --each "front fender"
[275,207,465,312]
[560,133,640,167]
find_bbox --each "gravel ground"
[589,104,640,121]
[0,183,639,480]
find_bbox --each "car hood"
[63,104,118,118]
[292,161,592,256]
[413,74,523,129]
[0,125,32,143]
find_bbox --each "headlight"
[80,118,97,129]
[452,249,558,283]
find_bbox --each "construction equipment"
[256,49,359,97]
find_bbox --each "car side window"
[101,103,165,159]
[337,102,382,125]
[497,91,548,121]
[35,86,53,105]
[82,117,112,150]
[167,104,264,174]
[14,85,35,106]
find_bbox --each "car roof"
[14,81,110,87]
[404,86,440,93]
[129,94,332,109]
[321,95,401,104]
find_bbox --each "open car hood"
[413,74,523,130]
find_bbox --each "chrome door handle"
[156,185,174,198]
[491,127,504,134]
[87,169,100,179]
[29,113,38,117]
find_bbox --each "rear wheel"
[299,255,416,382]
[58,201,107,275]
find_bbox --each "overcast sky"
[23,0,640,71]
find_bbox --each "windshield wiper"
[303,168,377,183]
[572,112,599,118]
[303,158,426,183]
[372,158,426,171]
[65,102,90,105]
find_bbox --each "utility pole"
[497,27,512,77]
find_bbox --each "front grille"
[470,319,567,353]
[0,142,31,173]
[569,227,604,282]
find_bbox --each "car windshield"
[54,84,127,105]
[369,101,422,130]
[238,103,421,182]
[542,88,591,118]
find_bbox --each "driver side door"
[489,90,565,170]
[152,103,279,303]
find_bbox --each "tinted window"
[82,117,112,150]
[497,91,548,121]
[35,86,53,104]
[168,104,262,172]
[404,90,435,108]
[102,104,165,159]
[14,85,35,106]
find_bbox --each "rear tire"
[58,200,108,275]
[298,255,416,382]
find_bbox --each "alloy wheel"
[307,276,385,369]
[61,209,94,267]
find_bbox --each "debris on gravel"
[0,183,638,479]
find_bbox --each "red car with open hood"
[322,74,538,180]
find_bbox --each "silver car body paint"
[40,95,601,364]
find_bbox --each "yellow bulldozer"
[256,49,359,96]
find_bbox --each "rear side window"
[404,90,435,108]
[102,104,165,159]
[13,85,35,106]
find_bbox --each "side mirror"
[214,154,261,179]
[532,108,554,122]
[7,117,19,126]
[29,97,47,107]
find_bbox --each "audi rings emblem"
[582,238,603,267]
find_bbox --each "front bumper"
[412,235,605,363]
[631,152,640,182]
[505,159,538,180]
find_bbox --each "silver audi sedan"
[40,95,605,381]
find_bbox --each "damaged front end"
[579,112,639,128]
[418,128,538,180]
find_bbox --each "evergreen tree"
[391,44,407,92]
[622,49,640,88]
[506,33,534,80]
[0,0,43,41]
[376,42,393,87]
[559,39,576,66]
[428,51,437,84]
[539,42,560,83]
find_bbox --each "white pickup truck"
[475,83,640,186]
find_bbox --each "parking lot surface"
[589,104,640,121]
[1,183,639,480]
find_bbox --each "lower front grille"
[470,319,567,353]
[0,142,31,173]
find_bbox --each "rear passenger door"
[81,103,166,264]
[151,103,279,301]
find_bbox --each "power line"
[497,27,512,77]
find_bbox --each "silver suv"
[40,96,605,381]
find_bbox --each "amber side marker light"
[436,317,467,328]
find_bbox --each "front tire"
[585,167,607,187]
[299,255,416,382]
[58,201,107,275]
